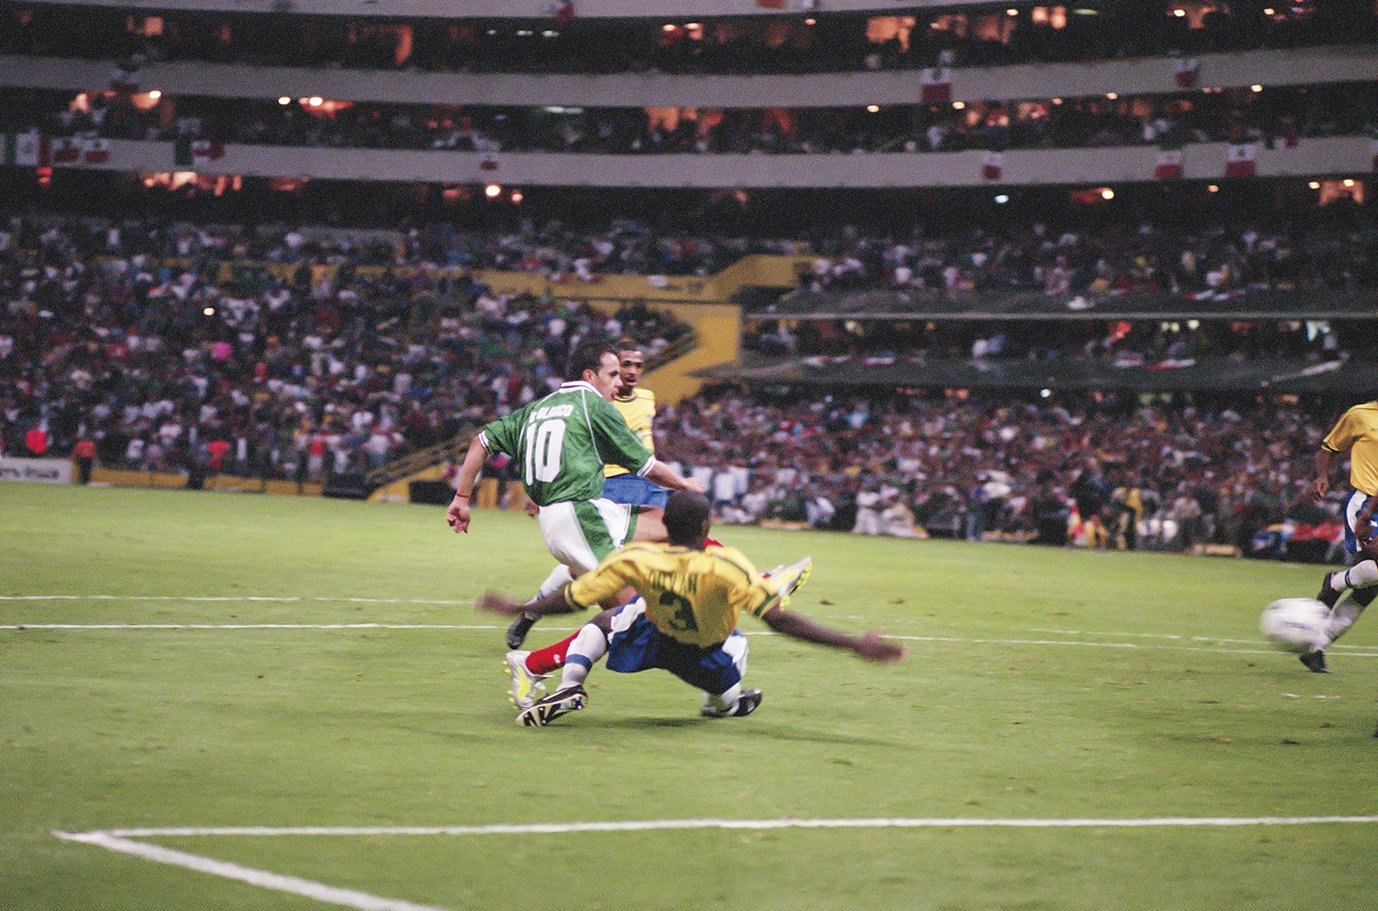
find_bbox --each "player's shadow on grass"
[594,717,896,746]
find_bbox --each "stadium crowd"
[652,387,1336,558]
[9,80,1374,159]
[0,211,1366,560]
[5,2,1368,76]
[790,214,1378,299]
[0,216,688,480]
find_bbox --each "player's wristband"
[453,493,470,500]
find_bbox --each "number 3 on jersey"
[524,419,566,485]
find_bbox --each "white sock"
[524,564,574,611]
[705,683,742,713]
[1340,560,1378,591]
[1316,594,1367,650]
[558,623,608,690]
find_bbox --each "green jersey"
[480,381,654,507]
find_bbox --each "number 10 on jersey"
[524,419,566,485]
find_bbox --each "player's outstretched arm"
[646,458,705,495]
[477,586,580,618]
[761,605,905,662]
[446,435,488,534]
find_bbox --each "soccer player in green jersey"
[447,338,703,607]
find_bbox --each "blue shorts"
[605,601,748,695]
[1343,490,1372,555]
[602,474,669,508]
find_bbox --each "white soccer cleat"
[701,688,763,718]
[517,685,588,727]
[504,650,548,709]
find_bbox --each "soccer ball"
[1259,597,1329,653]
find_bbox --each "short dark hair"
[664,491,712,547]
[566,337,615,379]
[616,338,643,355]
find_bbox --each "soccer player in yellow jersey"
[478,491,905,726]
[601,339,669,509]
[1304,401,1378,672]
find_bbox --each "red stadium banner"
[1173,58,1199,88]
[920,68,953,106]
[1154,146,1183,180]
[981,150,1003,181]
[1224,143,1257,178]
[51,138,81,164]
[82,138,111,164]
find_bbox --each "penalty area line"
[52,830,448,911]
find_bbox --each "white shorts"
[537,498,635,574]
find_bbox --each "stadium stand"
[0,0,1373,558]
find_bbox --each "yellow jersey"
[604,387,656,478]
[1322,402,1378,496]
[563,541,781,648]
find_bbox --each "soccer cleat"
[504,650,548,709]
[1299,649,1329,674]
[770,556,813,607]
[517,685,587,727]
[1315,573,1342,610]
[506,611,538,649]
[701,688,763,718]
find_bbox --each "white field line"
[0,595,467,604]
[52,831,447,911]
[0,624,497,631]
[54,816,1378,911]
[4,622,1377,658]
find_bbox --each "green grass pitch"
[2,483,1377,910]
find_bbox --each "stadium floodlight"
[1100,188,1114,200]
[953,101,966,110]
[866,104,880,113]
[1343,179,1356,188]
[1208,185,1220,193]
[1309,181,1321,189]
[994,194,1010,204]
[277,97,291,106]
[147,90,162,100]
[1251,84,1263,92]
[484,184,502,199]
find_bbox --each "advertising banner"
[0,457,73,484]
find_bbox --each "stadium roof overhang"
[749,287,1378,322]
[24,0,1023,20]
[695,355,1375,395]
